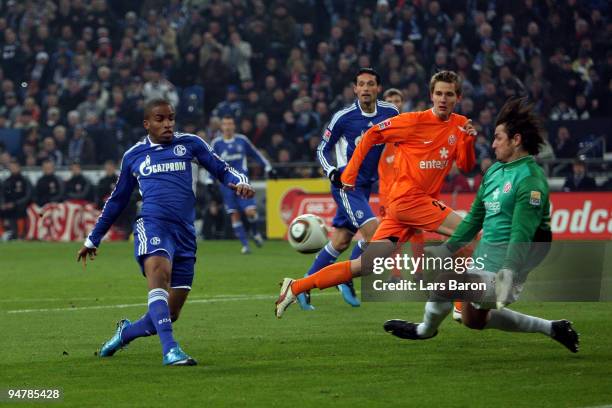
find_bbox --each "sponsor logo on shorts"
[355,210,364,219]
[503,182,512,193]
[529,191,542,206]
[173,144,186,156]
[150,237,161,245]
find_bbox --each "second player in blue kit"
[299,68,399,310]
[211,115,276,254]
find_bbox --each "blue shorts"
[331,185,377,233]
[133,217,197,289]
[220,184,256,214]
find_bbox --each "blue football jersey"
[87,132,248,247]
[317,100,398,186]
[211,133,271,176]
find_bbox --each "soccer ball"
[288,214,329,254]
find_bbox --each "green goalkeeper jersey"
[448,155,551,280]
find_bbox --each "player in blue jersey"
[211,115,276,254]
[297,68,399,310]
[77,99,253,366]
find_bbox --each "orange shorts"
[372,195,453,241]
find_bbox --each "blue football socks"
[147,288,177,355]
[232,221,249,247]
[306,242,340,276]
[121,312,157,344]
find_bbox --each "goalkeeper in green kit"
[384,98,580,353]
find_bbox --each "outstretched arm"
[79,155,136,265]
[341,113,415,187]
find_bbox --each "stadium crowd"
[0,0,610,174]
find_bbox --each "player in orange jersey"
[276,71,477,318]
[379,88,425,282]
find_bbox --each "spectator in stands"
[441,163,471,194]
[223,32,253,82]
[96,160,117,209]
[35,160,64,206]
[68,125,96,166]
[293,96,320,141]
[549,99,578,120]
[212,86,243,119]
[574,94,591,119]
[65,161,94,202]
[37,136,63,166]
[563,158,597,192]
[554,127,578,159]
[52,125,70,159]
[142,67,179,107]
[0,159,32,240]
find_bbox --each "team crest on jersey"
[503,182,512,193]
[150,237,161,245]
[529,191,542,206]
[448,134,456,145]
[378,119,392,130]
[173,144,187,156]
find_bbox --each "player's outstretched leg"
[276,260,354,318]
[384,301,452,340]
[297,242,341,311]
[481,308,579,353]
[337,240,365,307]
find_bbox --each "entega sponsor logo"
[419,159,449,169]
[139,155,186,176]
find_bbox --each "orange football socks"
[291,261,353,294]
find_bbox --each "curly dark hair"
[495,97,544,155]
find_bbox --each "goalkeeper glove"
[495,268,515,309]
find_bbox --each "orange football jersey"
[343,109,475,205]
[377,143,397,209]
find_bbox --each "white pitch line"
[5,292,339,314]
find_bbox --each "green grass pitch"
[1,241,610,407]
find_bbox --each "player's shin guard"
[306,242,340,276]
[485,308,552,335]
[417,301,453,337]
[121,312,157,344]
[147,289,178,355]
[232,221,249,247]
[292,261,353,294]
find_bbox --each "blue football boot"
[99,319,131,357]
[163,345,197,366]
[338,280,360,307]
[296,291,315,311]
